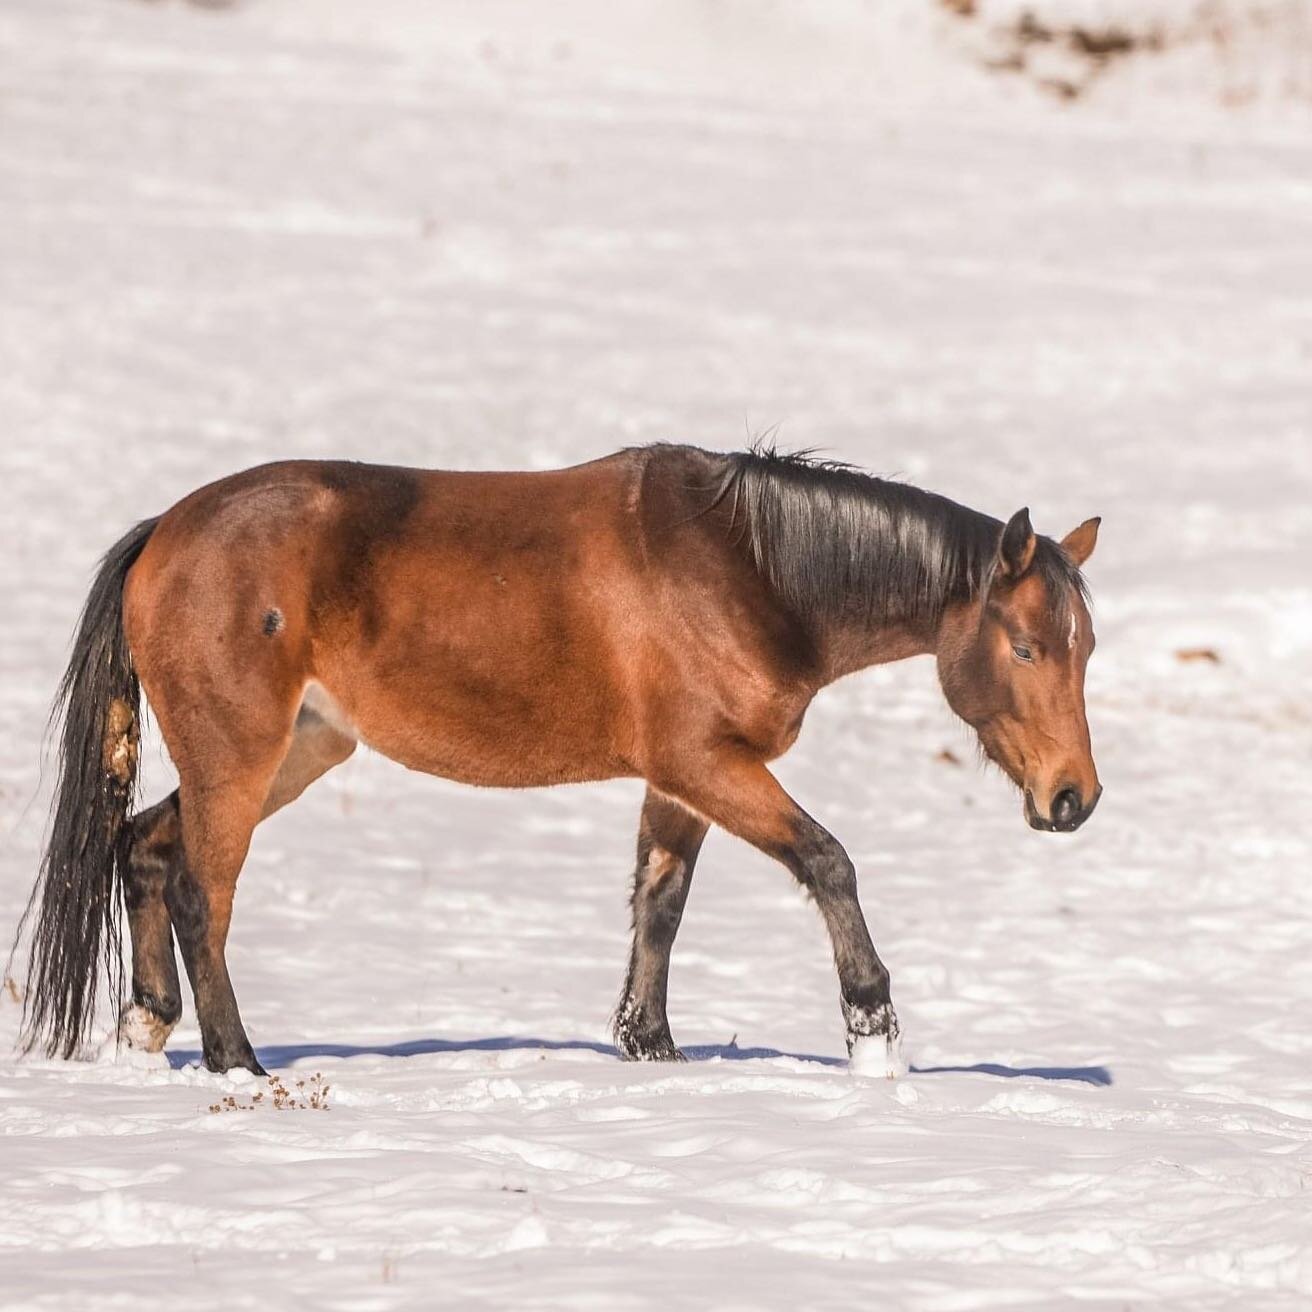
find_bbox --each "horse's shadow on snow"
[167,1036,1112,1086]
[911,1060,1112,1086]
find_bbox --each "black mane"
[709,445,1087,629]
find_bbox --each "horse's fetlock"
[135,988,182,1027]
[842,994,898,1043]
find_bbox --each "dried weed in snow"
[209,1073,330,1114]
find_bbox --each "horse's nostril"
[1052,788,1081,827]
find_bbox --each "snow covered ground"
[2,1,1311,1307]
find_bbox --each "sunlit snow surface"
[2,2,1311,1308]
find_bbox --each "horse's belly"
[312,652,633,789]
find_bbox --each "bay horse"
[18,444,1100,1078]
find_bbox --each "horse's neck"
[815,612,943,684]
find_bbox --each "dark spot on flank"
[263,608,284,637]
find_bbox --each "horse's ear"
[1061,516,1101,567]
[996,508,1036,579]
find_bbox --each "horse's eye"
[1012,644,1033,662]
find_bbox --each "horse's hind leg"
[614,788,708,1062]
[118,794,185,1053]
[163,703,356,1075]
[164,760,279,1075]
[118,711,355,1057]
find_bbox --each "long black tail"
[16,517,159,1058]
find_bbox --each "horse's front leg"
[663,753,904,1076]
[614,787,709,1061]
[786,813,904,1076]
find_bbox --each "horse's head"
[938,509,1101,832]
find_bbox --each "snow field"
[1,1,1310,1308]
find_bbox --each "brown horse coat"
[125,447,811,797]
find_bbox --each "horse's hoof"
[629,1046,685,1063]
[616,1033,685,1062]
[203,1045,267,1078]
[614,999,685,1062]
[849,1031,908,1080]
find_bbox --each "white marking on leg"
[118,1003,175,1053]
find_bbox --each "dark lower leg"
[167,863,264,1076]
[666,755,899,1060]
[786,821,898,1056]
[615,790,708,1061]
[168,786,267,1076]
[120,794,184,1050]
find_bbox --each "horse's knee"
[842,964,892,1018]
[792,831,856,900]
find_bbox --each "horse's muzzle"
[1025,785,1102,833]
